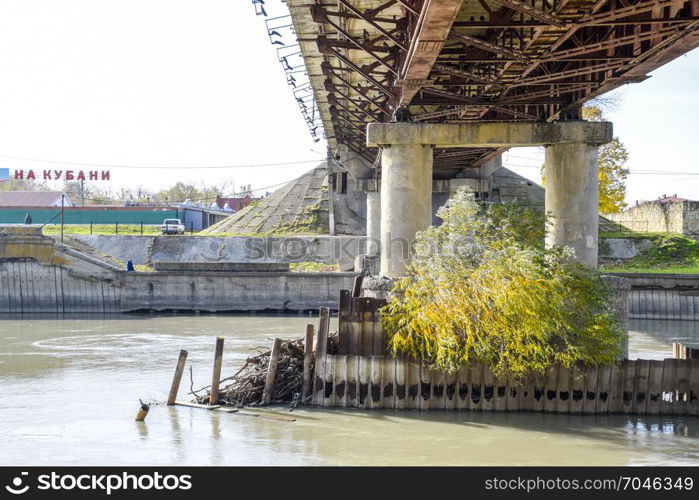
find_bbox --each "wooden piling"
[351,275,363,297]
[338,290,351,355]
[261,338,283,405]
[167,349,188,405]
[210,337,224,405]
[302,353,697,415]
[673,342,699,360]
[135,401,150,421]
[302,324,315,401]
[315,306,330,358]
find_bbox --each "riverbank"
[0,226,355,313]
[3,226,699,317]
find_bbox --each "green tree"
[381,188,623,381]
[0,178,51,192]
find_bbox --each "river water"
[0,314,698,466]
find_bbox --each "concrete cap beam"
[366,121,613,148]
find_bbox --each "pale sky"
[504,48,699,204]
[0,0,697,204]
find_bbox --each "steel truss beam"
[488,0,566,27]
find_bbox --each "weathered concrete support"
[337,143,372,180]
[367,121,612,270]
[380,143,433,276]
[366,190,381,256]
[367,121,612,148]
[544,142,600,267]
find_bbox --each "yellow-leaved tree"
[583,106,630,214]
[381,188,623,381]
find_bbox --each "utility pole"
[60,194,65,243]
[327,147,335,236]
[80,179,85,206]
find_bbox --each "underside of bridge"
[283,0,698,274]
[289,0,698,176]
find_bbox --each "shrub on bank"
[381,188,623,381]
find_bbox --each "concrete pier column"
[380,144,433,276]
[544,142,599,267]
[366,190,381,256]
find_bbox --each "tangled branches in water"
[194,339,308,407]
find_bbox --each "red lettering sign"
[11,169,111,181]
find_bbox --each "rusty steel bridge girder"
[286,0,699,172]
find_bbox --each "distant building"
[214,195,257,212]
[607,194,699,237]
[176,205,231,231]
[0,191,72,207]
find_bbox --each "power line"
[0,154,325,170]
[504,163,699,176]
[56,176,302,206]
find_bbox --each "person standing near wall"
[23,213,32,225]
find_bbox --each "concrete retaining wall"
[68,229,658,267]
[0,227,357,313]
[3,257,699,318]
[0,259,354,314]
[72,234,365,271]
[628,288,699,320]
[599,237,654,261]
[607,200,699,236]
[4,227,698,317]
[119,271,354,312]
[0,259,121,314]
[618,273,699,320]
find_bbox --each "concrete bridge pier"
[366,189,381,256]
[545,142,600,267]
[379,143,433,276]
[367,121,613,276]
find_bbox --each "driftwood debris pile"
[196,339,310,407]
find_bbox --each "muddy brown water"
[0,314,698,465]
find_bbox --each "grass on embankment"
[289,262,341,272]
[600,233,699,274]
[601,265,699,274]
[42,224,164,235]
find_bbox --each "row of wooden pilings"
[305,288,699,416]
[158,281,699,416]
